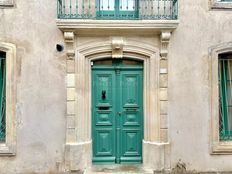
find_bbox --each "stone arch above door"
[63,34,171,173]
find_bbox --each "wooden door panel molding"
[121,129,141,156]
[123,112,140,126]
[95,129,114,156]
[95,111,113,126]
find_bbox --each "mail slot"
[98,106,110,110]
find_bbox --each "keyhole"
[102,90,106,100]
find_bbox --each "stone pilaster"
[63,32,78,172]
[159,31,171,171]
[64,31,76,144]
[160,31,171,143]
[63,32,91,173]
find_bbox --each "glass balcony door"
[120,0,136,11]
[97,0,138,19]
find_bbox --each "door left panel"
[92,69,116,164]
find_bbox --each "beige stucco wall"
[169,0,232,172]
[0,0,232,173]
[0,1,66,173]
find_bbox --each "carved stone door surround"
[62,31,173,172]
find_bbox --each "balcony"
[56,0,179,35]
[57,0,178,20]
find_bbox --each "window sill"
[0,4,14,8]
[211,141,232,154]
[0,143,16,156]
[211,1,232,9]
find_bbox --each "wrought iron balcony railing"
[57,0,178,20]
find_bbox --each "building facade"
[0,0,232,173]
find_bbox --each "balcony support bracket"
[160,31,171,59]
[64,32,75,60]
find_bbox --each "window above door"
[57,0,178,20]
[96,0,138,19]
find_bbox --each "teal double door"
[92,59,143,164]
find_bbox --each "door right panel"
[119,70,143,163]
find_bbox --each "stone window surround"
[210,42,232,154]
[210,0,232,9]
[0,42,16,156]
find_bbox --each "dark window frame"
[0,51,6,142]
[219,53,232,141]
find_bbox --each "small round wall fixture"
[56,44,64,52]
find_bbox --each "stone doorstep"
[84,164,153,174]
[84,172,152,174]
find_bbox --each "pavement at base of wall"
[63,170,232,174]
[154,171,232,174]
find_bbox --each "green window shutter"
[219,54,232,141]
[0,51,6,142]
